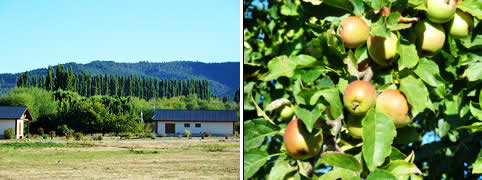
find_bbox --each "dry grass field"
[0,137,240,180]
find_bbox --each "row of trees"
[0,88,239,135]
[16,64,215,100]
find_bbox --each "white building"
[153,109,238,136]
[0,106,32,139]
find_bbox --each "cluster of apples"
[339,0,473,64]
[279,0,474,161]
[344,80,410,139]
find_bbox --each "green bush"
[65,133,73,140]
[73,132,83,141]
[42,134,49,140]
[184,130,191,138]
[49,131,56,139]
[150,133,156,139]
[93,135,103,141]
[4,128,15,139]
[119,132,131,139]
[159,133,167,137]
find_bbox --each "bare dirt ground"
[0,137,240,180]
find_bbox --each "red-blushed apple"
[447,10,473,39]
[367,32,399,66]
[339,16,370,48]
[426,0,456,24]
[414,20,446,56]
[284,119,323,160]
[376,89,411,128]
[343,80,377,115]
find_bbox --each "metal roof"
[153,109,238,122]
[0,106,30,119]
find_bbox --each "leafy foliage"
[244,0,481,179]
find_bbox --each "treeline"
[16,64,217,100]
[0,88,239,135]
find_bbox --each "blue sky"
[0,0,240,73]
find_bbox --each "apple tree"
[243,0,482,179]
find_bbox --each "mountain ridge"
[0,60,240,97]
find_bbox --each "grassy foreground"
[0,137,240,179]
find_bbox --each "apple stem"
[352,101,360,110]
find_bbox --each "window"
[184,123,190,128]
[195,123,201,128]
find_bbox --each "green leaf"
[280,1,299,16]
[472,150,482,174]
[337,77,349,95]
[458,0,482,19]
[320,88,344,119]
[355,46,368,64]
[295,105,321,132]
[457,122,482,133]
[390,146,408,160]
[362,110,397,172]
[265,98,290,111]
[466,61,482,82]
[300,69,324,82]
[321,152,362,172]
[292,54,318,68]
[366,169,397,180]
[370,17,390,37]
[436,119,450,138]
[399,75,434,116]
[302,0,323,5]
[413,58,445,87]
[319,168,361,180]
[264,55,297,81]
[398,39,419,70]
[244,119,280,150]
[349,0,365,16]
[387,12,412,31]
[365,0,383,10]
[470,102,482,121]
[244,149,270,179]
[316,77,336,89]
[382,160,422,176]
[268,156,297,180]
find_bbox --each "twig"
[323,115,344,153]
[398,17,420,23]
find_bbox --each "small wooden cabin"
[0,106,32,139]
[152,109,237,136]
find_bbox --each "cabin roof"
[0,106,32,120]
[153,109,238,122]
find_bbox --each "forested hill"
[0,61,240,97]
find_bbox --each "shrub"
[37,128,44,135]
[149,133,156,139]
[93,135,103,141]
[32,134,39,139]
[58,125,74,135]
[159,133,167,137]
[202,131,211,137]
[73,132,83,141]
[119,132,131,139]
[42,134,49,140]
[4,128,15,139]
[184,130,191,138]
[49,131,56,139]
[65,133,73,140]
[225,133,229,139]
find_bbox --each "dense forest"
[0,60,240,97]
[16,64,216,100]
[0,88,240,135]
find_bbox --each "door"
[165,123,175,134]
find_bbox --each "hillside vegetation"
[0,60,240,97]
